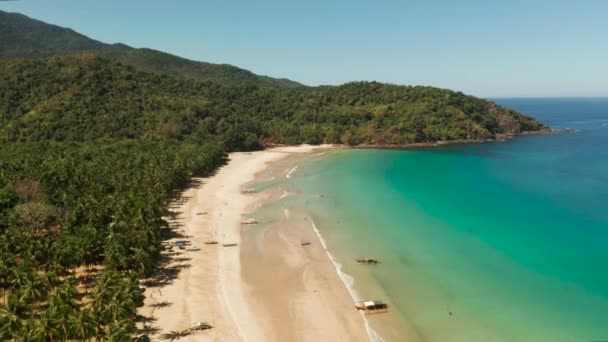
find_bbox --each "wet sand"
[138,145,368,341]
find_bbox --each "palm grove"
[0,13,546,341]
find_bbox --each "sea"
[252,98,608,341]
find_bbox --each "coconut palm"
[105,318,136,341]
[69,308,95,340]
[27,312,61,341]
[18,275,47,307]
[0,306,21,339]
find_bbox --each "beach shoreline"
[137,144,369,341]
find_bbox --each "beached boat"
[301,242,312,246]
[355,300,389,313]
[241,188,256,194]
[222,243,238,247]
[191,321,213,331]
[185,246,201,252]
[204,241,218,245]
[356,258,380,265]
[241,218,258,224]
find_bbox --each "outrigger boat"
[356,258,380,265]
[191,321,213,331]
[241,218,258,225]
[355,300,389,313]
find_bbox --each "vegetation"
[0,10,304,88]
[0,54,546,339]
[0,141,226,339]
[0,55,545,146]
[0,10,547,340]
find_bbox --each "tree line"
[0,55,545,147]
[0,54,546,340]
[0,141,226,339]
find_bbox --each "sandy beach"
[138,145,369,341]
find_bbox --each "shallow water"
[252,98,608,341]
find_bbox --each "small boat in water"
[355,300,389,313]
[356,258,380,265]
[241,218,258,225]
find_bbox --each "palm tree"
[104,318,135,341]
[69,308,95,340]
[28,312,61,341]
[130,247,153,276]
[0,306,21,339]
[18,275,47,310]
[0,261,9,306]
[7,266,30,291]
[47,282,78,338]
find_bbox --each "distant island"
[0,10,548,341]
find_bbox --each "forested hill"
[0,10,304,88]
[0,55,546,148]
[0,15,547,340]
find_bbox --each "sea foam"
[286,166,298,179]
[311,220,385,342]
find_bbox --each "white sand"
[138,145,368,341]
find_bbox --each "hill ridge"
[0,10,305,88]
[0,54,547,147]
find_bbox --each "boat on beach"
[241,188,256,193]
[355,300,389,313]
[356,258,380,265]
[241,218,258,224]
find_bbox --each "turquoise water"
[257,98,608,341]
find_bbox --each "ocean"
[253,98,608,341]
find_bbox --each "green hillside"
[0,55,545,147]
[0,10,304,88]
[0,12,547,341]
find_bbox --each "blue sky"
[2,0,607,97]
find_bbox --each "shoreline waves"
[310,220,385,342]
[137,144,371,341]
[138,98,607,342]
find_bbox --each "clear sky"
[2,0,607,97]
